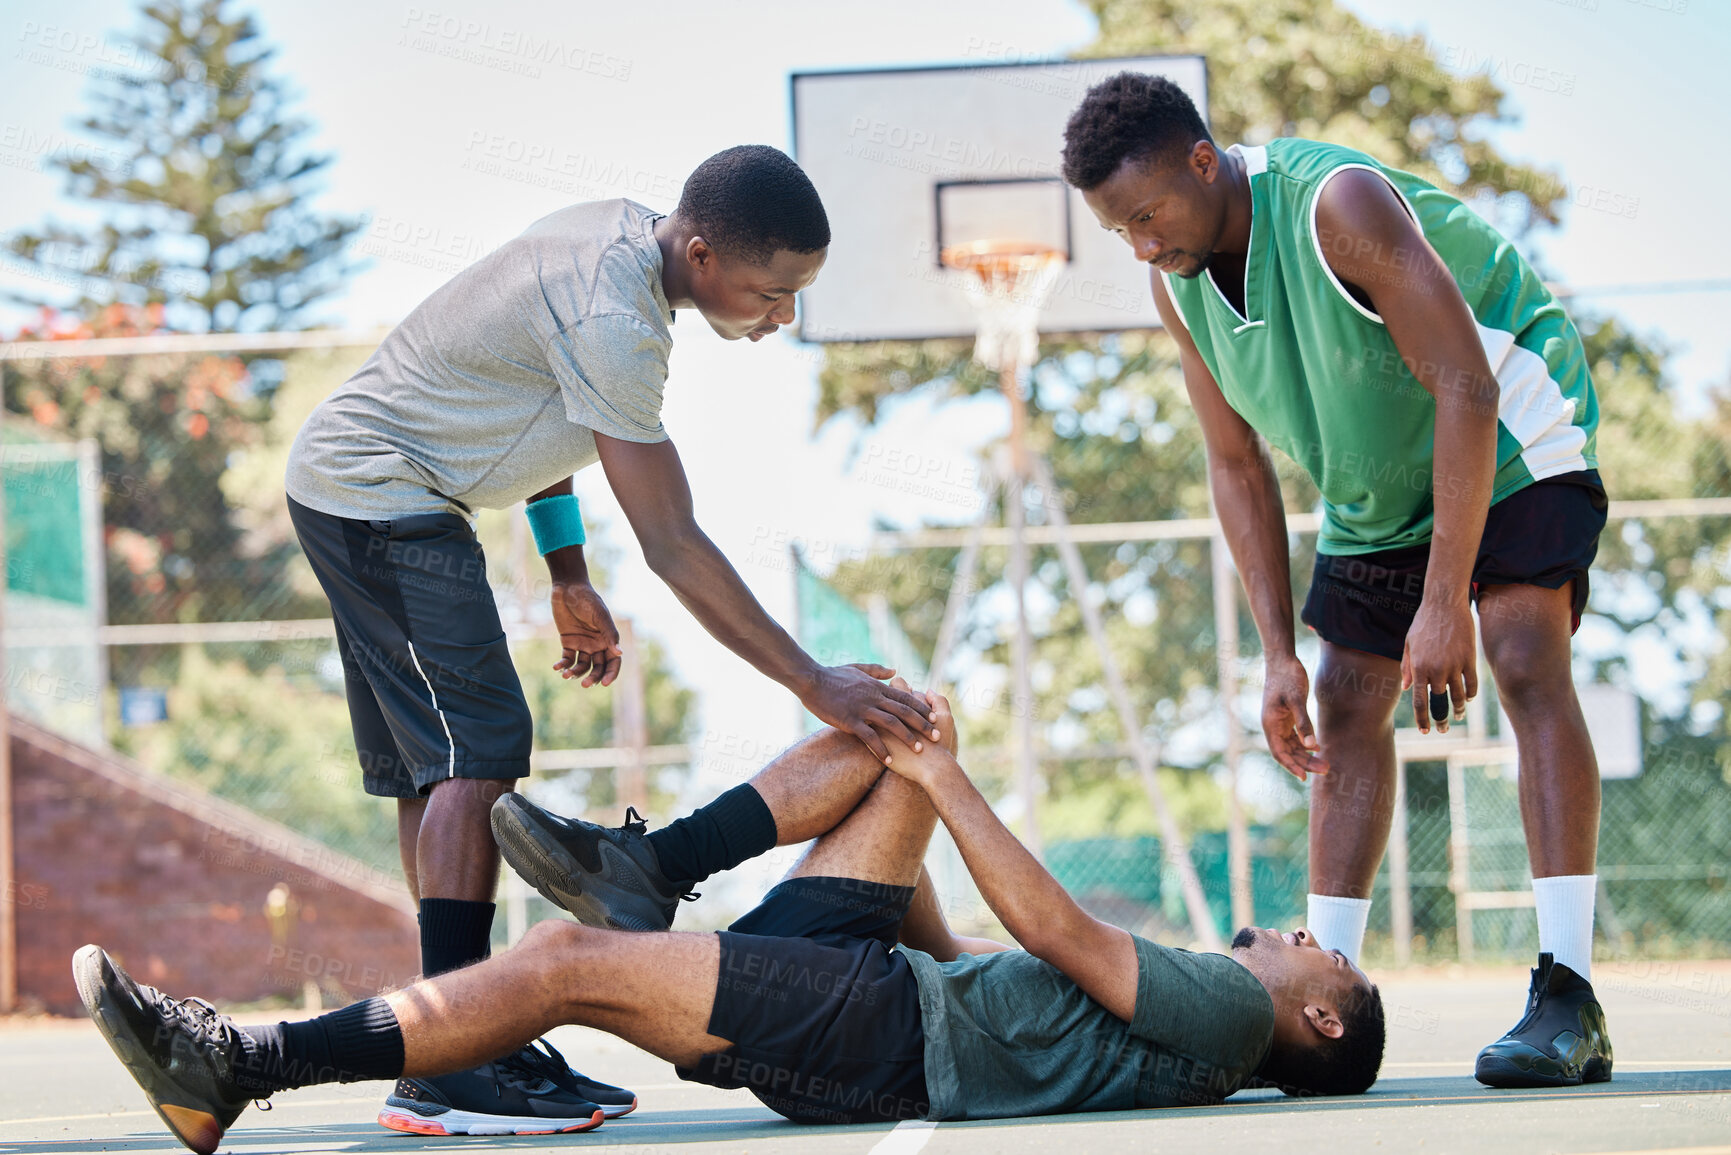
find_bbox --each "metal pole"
[1211,525,1252,931]
[925,488,992,697]
[79,439,108,743]
[0,426,16,1012]
[1002,363,1041,860]
[1389,759,1412,965]
[616,617,649,815]
[1034,459,1224,952]
[1447,754,1474,962]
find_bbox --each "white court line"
[0,1098,367,1127]
[1383,1060,1731,1072]
[870,1118,938,1154]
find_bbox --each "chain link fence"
[5,343,1731,963]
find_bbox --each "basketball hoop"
[940,240,1065,374]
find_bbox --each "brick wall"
[8,715,420,1016]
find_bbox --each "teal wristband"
[526,493,585,554]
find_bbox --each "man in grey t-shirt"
[280,146,938,1134]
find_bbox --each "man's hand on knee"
[880,689,961,792]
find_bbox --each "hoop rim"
[939,239,1067,272]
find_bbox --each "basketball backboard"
[789,54,1208,343]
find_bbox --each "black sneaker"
[516,1037,637,1118]
[491,794,694,931]
[377,1043,604,1136]
[1475,953,1613,1088]
[72,944,260,1155]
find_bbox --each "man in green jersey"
[1061,73,1610,1088]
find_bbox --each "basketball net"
[940,241,1065,374]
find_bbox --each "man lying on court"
[74,694,1383,1152]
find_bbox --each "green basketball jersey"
[1162,137,1598,555]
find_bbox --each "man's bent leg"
[691,771,937,1125]
[492,727,914,930]
[1308,642,1403,962]
[783,765,938,888]
[646,727,901,885]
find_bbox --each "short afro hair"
[675,145,830,265]
[1061,72,1212,190]
[1259,983,1387,1098]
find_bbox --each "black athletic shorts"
[1300,470,1608,662]
[677,876,931,1125]
[288,496,531,798]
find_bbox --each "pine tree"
[6,0,361,334]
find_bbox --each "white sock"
[1533,874,1597,980]
[1306,894,1372,965]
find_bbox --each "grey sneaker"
[491,794,695,931]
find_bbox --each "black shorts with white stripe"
[288,496,531,799]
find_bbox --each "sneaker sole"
[72,945,232,1155]
[491,795,669,931]
[378,1102,604,1135]
[1475,1052,1612,1088]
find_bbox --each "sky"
[3,0,1728,821]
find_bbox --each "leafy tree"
[6,0,361,333]
[3,0,359,647]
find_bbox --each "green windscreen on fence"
[792,549,928,732]
[4,426,88,606]
[4,424,103,741]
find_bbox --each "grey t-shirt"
[286,199,673,520]
[900,937,1274,1121]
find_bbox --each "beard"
[1230,925,1258,950]
[1167,248,1215,278]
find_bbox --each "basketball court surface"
[4,961,1728,1153]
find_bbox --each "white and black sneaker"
[378,1042,605,1136]
[492,794,695,932]
[73,945,263,1155]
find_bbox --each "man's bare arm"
[1151,275,1324,780]
[593,433,936,763]
[885,701,1137,1021]
[1314,171,1497,730]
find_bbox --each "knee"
[516,918,595,961]
[425,777,519,809]
[1486,637,1571,715]
[1313,663,1399,730]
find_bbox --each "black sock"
[418,898,496,976]
[644,783,777,884]
[238,997,404,1094]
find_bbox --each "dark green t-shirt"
[899,937,1274,1121]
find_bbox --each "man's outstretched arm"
[594,433,936,765]
[1314,170,1498,733]
[1151,274,1324,782]
[884,698,1138,1021]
